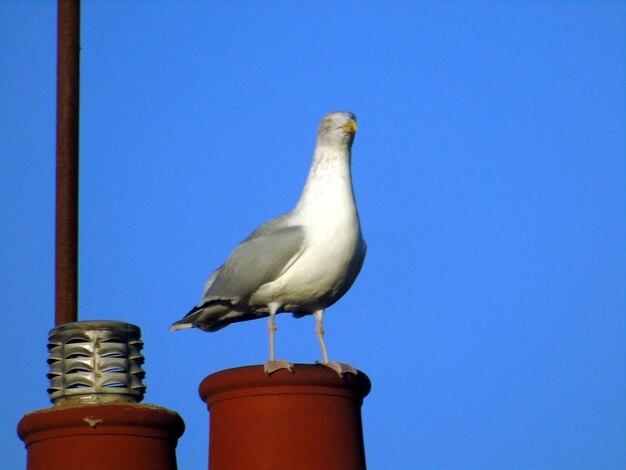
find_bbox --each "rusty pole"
[55,0,80,326]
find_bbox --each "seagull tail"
[168,322,193,332]
[170,301,269,333]
[169,302,239,332]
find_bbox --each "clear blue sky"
[2,1,625,469]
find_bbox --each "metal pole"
[55,0,80,326]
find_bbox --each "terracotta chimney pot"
[18,403,185,470]
[199,364,371,470]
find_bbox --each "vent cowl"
[47,320,146,405]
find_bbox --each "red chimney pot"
[199,363,371,470]
[18,403,185,470]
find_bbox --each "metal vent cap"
[47,320,146,406]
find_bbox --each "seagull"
[171,111,366,376]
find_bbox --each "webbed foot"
[317,361,358,377]
[264,360,294,375]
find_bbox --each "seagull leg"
[264,302,293,375]
[314,309,357,377]
[315,309,330,364]
[268,311,277,361]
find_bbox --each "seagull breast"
[250,114,366,313]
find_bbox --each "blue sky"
[2,1,625,468]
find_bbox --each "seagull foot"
[317,361,358,377]
[264,360,294,375]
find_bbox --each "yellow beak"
[341,119,358,133]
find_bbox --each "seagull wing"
[200,223,305,303]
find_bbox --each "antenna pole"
[55,0,80,326]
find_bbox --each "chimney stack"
[199,364,371,469]
[18,321,185,470]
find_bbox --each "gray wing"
[199,213,294,297]
[200,224,306,303]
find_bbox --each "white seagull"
[171,111,366,376]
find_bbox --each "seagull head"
[317,111,358,147]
